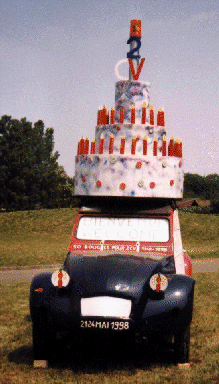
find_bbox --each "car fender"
[30,272,53,317]
[142,275,195,330]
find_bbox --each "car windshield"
[76,216,170,242]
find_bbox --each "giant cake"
[74,20,183,199]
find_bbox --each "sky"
[1,0,219,177]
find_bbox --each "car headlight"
[51,269,70,288]
[149,273,168,292]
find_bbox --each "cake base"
[75,154,183,199]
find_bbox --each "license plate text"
[80,320,129,330]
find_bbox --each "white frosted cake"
[74,21,183,199]
[115,80,150,125]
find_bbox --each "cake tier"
[75,155,183,199]
[115,80,150,124]
[95,124,166,154]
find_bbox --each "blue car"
[30,200,194,366]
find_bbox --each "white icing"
[115,80,150,125]
[75,155,183,198]
[74,73,183,199]
[95,124,166,155]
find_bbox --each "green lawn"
[0,208,218,267]
[0,272,218,383]
[0,208,78,267]
[179,211,219,260]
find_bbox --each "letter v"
[128,58,145,80]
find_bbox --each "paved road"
[0,265,61,284]
[0,259,219,284]
[192,259,219,273]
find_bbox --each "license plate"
[80,319,130,331]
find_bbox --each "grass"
[0,208,78,267]
[0,272,219,383]
[0,208,218,267]
[179,211,219,260]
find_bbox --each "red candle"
[98,107,103,125]
[84,137,89,155]
[153,136,158,156]
[174,140,179,157]
[150,104,154,125]
[131,104,135,124]
[120,136,125,154]
[161,109,165,126]
[110,108,115,124]
[162,135,167,156]
[142,101,146,124]
[131,136,137,155]
[143,136,147,155]
[157,107,165,126]
[97,108,100,125]
[102,105,107,125]
[109,133,114,154]
[120,107,124,123]
[179,140,182,158]
[77,141,80,155]
[90,139,96,154]
[80,137,85,155]
[99,134,104,154]
[168,136,174,156]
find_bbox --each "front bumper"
[35,278,194,338]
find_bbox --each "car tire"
[32,313,52,361]
[174,325,190,364]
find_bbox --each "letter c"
[114,59,129,80]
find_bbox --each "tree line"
[0,115,74,210]
[184,173,219,201]
[184,173,219,212]
[0,115,218,211]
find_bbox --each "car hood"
[65,253,165,301]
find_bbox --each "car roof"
[79,198,174,216]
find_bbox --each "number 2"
[127,36,141,60]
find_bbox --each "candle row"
[97,106,115,125]
[77,136,182,157]
[97,104,165,126]
[168,137,182,157]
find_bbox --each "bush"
[211,199,219,214]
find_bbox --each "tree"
[184,173,219,201]
[183,173,206,199]
[0,115,74,210]
[204,174,219,201]
[184,172,219,213]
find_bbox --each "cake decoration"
[128,58,145,80]
[74,20,184,199]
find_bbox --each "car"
[30,198,194,365]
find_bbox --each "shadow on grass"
[9,346,33,366]
[9,334,175,373]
